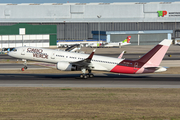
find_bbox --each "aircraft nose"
[7,51,10,55]
[7,51,12,56]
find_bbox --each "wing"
[70,49,96,67]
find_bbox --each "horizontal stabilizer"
[144,66,167,72]
[144,67,159,70]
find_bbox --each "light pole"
[97,15,101,43]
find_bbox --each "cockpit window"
[12,48,17,52]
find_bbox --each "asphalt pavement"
[0,63,48,70]
[0,73,180,88]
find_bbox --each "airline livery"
[88,36,131,48]
[8,39,172,78]
[103,36,131,47]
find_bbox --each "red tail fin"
[127,36,131,43]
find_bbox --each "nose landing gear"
[21,59,28,71]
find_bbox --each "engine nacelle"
[56,61,77,71]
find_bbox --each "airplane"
[87,42,103,48]
[103,36,131,48]
[8,39,172,79]
[88,36,131,48]
[57,40,104,48]
[64,44,81,52]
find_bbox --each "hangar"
[92,30,173,45]
[0,2,180,47]
[0,23,56,48]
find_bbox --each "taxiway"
[0,73,180,88]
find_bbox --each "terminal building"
[0,2,180,47]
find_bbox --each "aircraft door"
[21,48,25,55]
[51,52,55,59]
[134,62,138,71]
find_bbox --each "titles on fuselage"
[27,48,48,59]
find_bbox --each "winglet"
[118,51,125,59]
[87,49,96,59]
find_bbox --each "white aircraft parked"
[64,44,81,52]
[103,36,131,48]
[88,36,131,48]
[57,40,104,48]
[8,39,172,78]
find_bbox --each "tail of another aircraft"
[122,36,131,43]
[120,36,131,46]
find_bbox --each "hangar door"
[139,34,167,45]
[110,33,167,45]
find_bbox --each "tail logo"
[122,36,131,43]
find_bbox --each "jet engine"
[56,61,77,71]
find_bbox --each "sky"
[0,0,178,3]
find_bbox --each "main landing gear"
[21,59,28,71]
[80,68,94,79]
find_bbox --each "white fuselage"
[104,42,131,47]
[9,47,123,72]
[57,41,104,47]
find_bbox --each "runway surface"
[0,63,48,70]
[0,50,180,88]
[0,73,180,88]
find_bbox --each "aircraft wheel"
[89,74,94,78]
[83,75,88,79]
[86,74,90,78]
[80,74,84,78]
[24,66,28,69]
[80,74,87,79]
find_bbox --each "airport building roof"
[0,2,180,23]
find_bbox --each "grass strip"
[0,88,180,119]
